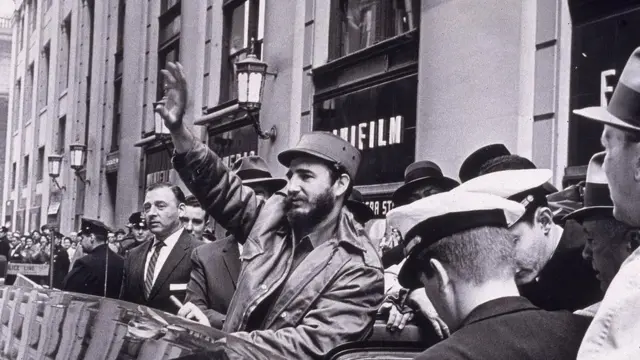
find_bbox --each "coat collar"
[460,296,539,328]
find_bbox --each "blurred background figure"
[181,195,210,242]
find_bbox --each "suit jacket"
[416,296,591,360]
[518,226,601,311]
[185,235,240,329]
[63,244,124,298]
[120,229,201,314]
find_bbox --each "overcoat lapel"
[221,237,241,289]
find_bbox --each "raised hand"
[154,62,188,132]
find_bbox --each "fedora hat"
[278,132,361,180]
[574,47,640,132]
[546,182,585,225]
[562,152,612,222]
[346,189,375,223]
[232,156,287,193]
[459,144,511,182]
[392,161,459,206]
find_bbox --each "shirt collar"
[460,296,539,328]
[298,218,338,249]
[155,227,183,248]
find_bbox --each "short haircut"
[184,195,203,208]
[418,226,516,284]
[115,229,126,236]
[145,182,186,205]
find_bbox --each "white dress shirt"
[144,227,183,287]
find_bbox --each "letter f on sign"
[601,69,616,106]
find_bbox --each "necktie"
[144,241,165,298]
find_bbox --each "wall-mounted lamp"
[47,154,66,191]
[69,144,90,185]
[235,38,278,141]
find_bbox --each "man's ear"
[536,207,554,235]
[429,258,450,293]
[333,174,351,198]
[178,203,186,217]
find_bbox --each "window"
[39,44,50,108]
[57,116,66,153]
[36,146,44,181]
[116,0,125,55]
[11,162,16,190]
[157,0,181,100]
[111,79,122,151]
[22,155,29,186]
[29,0,37,32]
[12,79,21,131]
[18,14,24,50]
[330,0,419,59]
[219,0,265,104]
[59,17,71,92]
[24,63,34,122]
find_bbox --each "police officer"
[389,191,590,359]
[62,218,124,298]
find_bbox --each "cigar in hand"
[170,295,184,308]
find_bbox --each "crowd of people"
[8,49,640,359]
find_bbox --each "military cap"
[455,169,555,211]
[346,189,375,223]
[574,47,640,132]
[231,156,287,193]
[78,218,112,238]
[563,152,612,222]
[387,191,525,289]
[278,132,361,180]
[127,212,147,229]
[392,161,459,206]
[459,144,511,182]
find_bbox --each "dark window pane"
[159,15,181,44]
[229,2,246,55]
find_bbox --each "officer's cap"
[455,169,555,210]
[78,218,112,238]
[388,191,525,289]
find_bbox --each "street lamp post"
[234,39,277,141]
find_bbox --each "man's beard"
[284,189,335,233]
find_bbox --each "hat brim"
[392,177,460,206]
[574,107,640,132]
[243,177,288,193]
[346,200,375,223]
[562,206,614,223]
[398,254,423,290]
[278,148,338,169]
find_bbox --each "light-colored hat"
[387,191,525,289]
[562,152,612,222]
[454,169,555,210]
[574,47,640,132]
